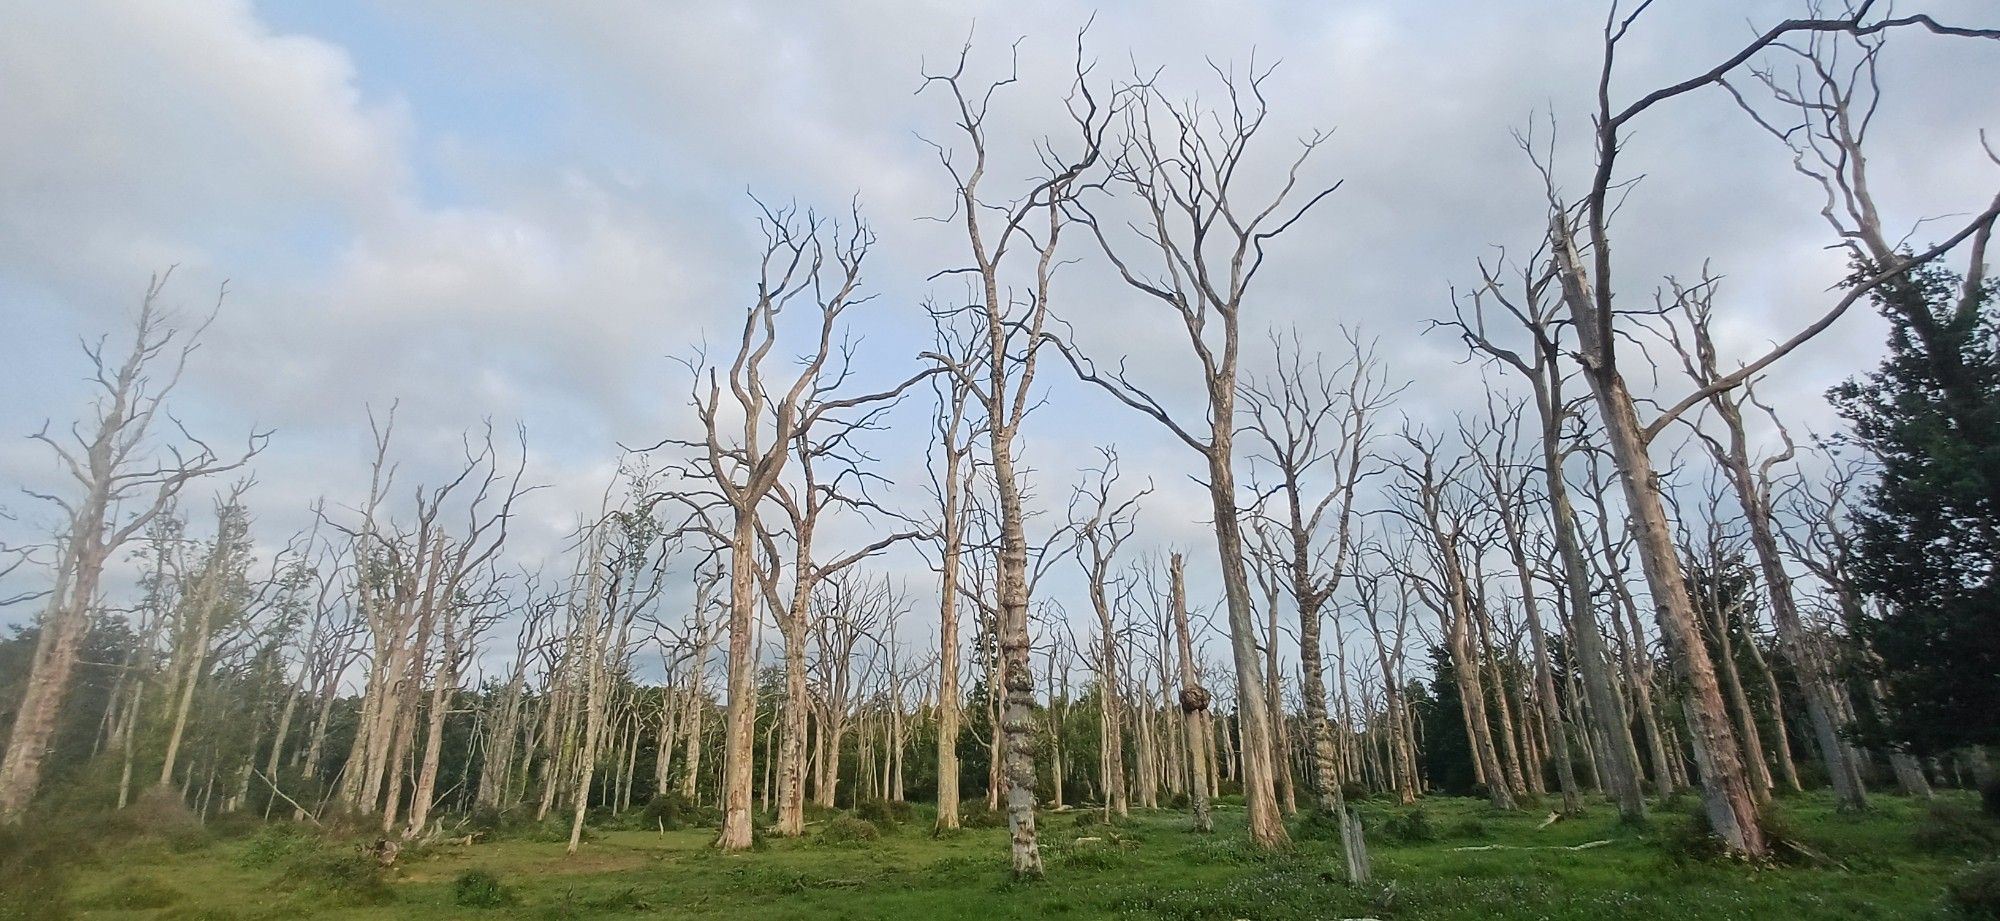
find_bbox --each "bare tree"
[1536,3,1998,855]
[918,32,1111,877]
[1241,329,1396,817]
[1058,61,1338,850]
[661,202,890,850]
[1,273,265,823]
[1068,447,1149,819]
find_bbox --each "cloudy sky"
[2,1,1995,683]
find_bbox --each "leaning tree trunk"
[1557,221,1765,857]
[1202,437,1289,848]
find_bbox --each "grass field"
[34,791,2000,920]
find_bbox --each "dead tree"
[1059,61,1339,851]
[918,33,1111,878]
[1388,428,1517,810]
[1,273,264,823]
[1537,2,1998,855]
[925,317,981,831]
[1664,283,1869,810]
[1777,451,1933,799]
[1167,552,1214,833]
[1241,329,1397,816]
[1464,397,1583,814]
[1068,447,1149,819]
[1438,253,1648,821]
[662,202,888,851]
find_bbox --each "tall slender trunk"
[1169,554,1213,833]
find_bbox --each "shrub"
[71,788,209,853]
[1660,806,1725,865]
[0,826,69,921]
[452,868,516,908]
[1072,809,1105,828]
[80,874,182,910]
[816,815,880,845]
[237,823,321,868]
[855,799,900,832]
[1289,809,1345,842]
[1448,818,1491,840]
[1380,808,1437,845]
[960,802,1008,829]
[1948,862,2000,919]
[1916,804,2000,855]
[277,848,395,906]
[1167,792,1191,809]
[1054,840,1125,870]
[1340,781,1368,802]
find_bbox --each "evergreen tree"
[1831,261,2000,754]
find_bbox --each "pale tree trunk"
[1169,554,1213,833]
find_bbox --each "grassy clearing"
[39,791,1997,920]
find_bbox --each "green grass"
[42,791,1997,920]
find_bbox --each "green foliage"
[235,823,321,868]
[1913,803,2000,855]
[69,788,210,853]
[1288,808,1345,842]
[815,815,881,845]
[959,801,1008,829]
[1660,804,1727,865]
[155,907,241,921]
[1379,807,1438,845]
[1833,261,2000,753]
[0,826,69,921]
[1950,863,2000,919]
[1449,817,1492,839]
[855,799,902,832]
[452,868,517,908]
[638,791,717,830]
[78,874,181,910]
[275,847,395,906]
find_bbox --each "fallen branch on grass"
[1450,839,1612,852]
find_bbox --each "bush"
[1448,818,1491,840]
[0,826,69,921]
[80,874,182,910]
[1948,862,2000,919]
[960,802,1008,829]
[1915,804,2000,855]
[1660,806,1725,865]
[1340,781,1367,802]
[1380,808,1437,845]
[237,823,321,868]
[855,799,900,832]
[1053,840,1126,870]
[1167,792,1191,809]
[1289,809,1346,842]
[816,815,880,845]
[69,788,209,853]
[1072,809,1105,828]
[452,868,516,908]
[277,848,395,906]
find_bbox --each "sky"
[1,0,1995,689]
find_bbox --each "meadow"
[20,790,1999,921]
